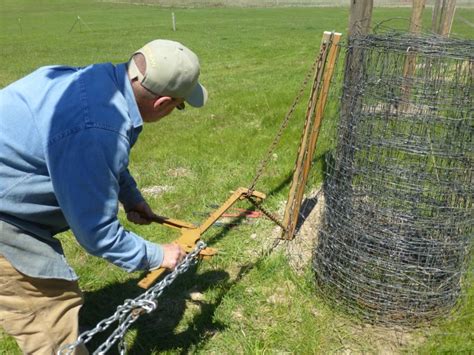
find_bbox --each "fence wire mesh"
[313,32,473,325]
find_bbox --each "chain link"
[247,33,337,233]
[246,196,287,230]
[245,49,323,230]
[58,241,207,355]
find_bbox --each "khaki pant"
[0,255,88,355]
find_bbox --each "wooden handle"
[138,267,167,289]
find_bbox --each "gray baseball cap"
[128,39,207,107]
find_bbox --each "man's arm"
[46,127,177,271]
[118,169,157,225]
[118,169,144,213]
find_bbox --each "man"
[0,39,207,354]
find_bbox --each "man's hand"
[125,201,156,225]
[126,202,185,270]
[160,243,186,270]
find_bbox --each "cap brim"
[185,83,208,108]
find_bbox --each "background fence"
[99,1,474,8]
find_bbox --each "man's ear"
[153,96,173,111]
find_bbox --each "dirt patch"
[269,187,325,275]
[345,323,426,354]
[142,185,175,197]
[167,167,193,178]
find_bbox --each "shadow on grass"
[80,267,230,354]
[78,206,274,353]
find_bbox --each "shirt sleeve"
[118,169,145,211]
[46,127,163,271]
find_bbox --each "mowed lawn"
[1,1,473,353]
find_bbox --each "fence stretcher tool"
[138,187,266,289]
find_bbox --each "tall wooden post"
[401,0,427,109]
[328,0,373,225]
[410,0,427,33]
[283,1,374,240]
[432,0,457,36]
[348,0,373,37]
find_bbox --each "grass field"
[1,1,473,353]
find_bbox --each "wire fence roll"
[313,32,473,325]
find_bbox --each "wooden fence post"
[348,0,373,37]
[401,0,427,109]
[410,0,427,33]
[432,0,457,36]
[282,32,342,240]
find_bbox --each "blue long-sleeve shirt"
[0,62,163,280]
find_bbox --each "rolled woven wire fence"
[313,33,473,325]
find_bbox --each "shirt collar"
[116,63,143,129]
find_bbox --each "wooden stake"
[439,0,457,36]
[282,32,342,240]
[172,12,176,32]
[432,0,442,32]
[432,0,457,36]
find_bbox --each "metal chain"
[244,48,323,230]
[246,196,287,230]
[58,241,207,355]
[247,50,322,195]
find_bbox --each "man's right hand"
[159,243,186,270]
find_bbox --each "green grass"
[1,1,473,353]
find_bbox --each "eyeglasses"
[176,102,185,111]
[139,82,185,111]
